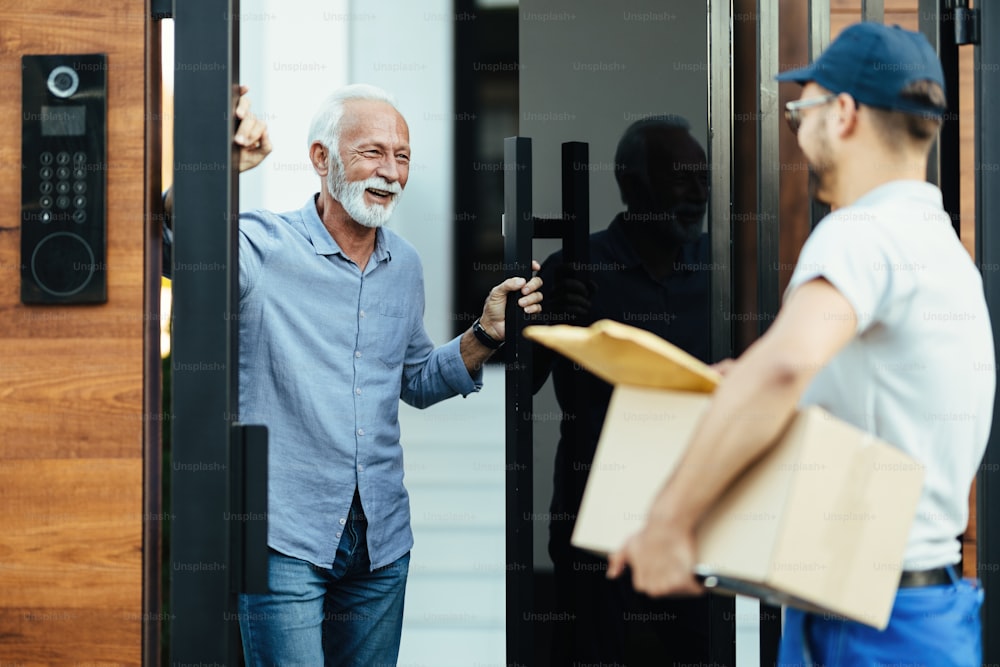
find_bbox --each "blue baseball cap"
[776,22,946,118]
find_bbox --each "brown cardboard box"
[524,320,925,630]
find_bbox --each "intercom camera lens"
[46,66,80,99]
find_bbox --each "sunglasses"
[784,94,837,134]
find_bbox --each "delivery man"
[608,22,994,666]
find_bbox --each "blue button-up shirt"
[237,196,482,569]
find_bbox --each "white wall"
[238,0,454,344]
[238,0,350,214]
[347,0,454,344]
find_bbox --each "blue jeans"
[778,569,983,666]
[238,494,410,667]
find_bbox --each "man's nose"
[376,155,400,182]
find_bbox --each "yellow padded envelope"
[523,319,721,393]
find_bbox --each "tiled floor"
[397,366,761,666]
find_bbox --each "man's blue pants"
[778,570,983,666]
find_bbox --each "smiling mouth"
[367,188,394,200]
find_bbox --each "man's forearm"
[649,280,857,531]
[649,335,804,531]
[460,327,497,375]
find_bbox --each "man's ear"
[310,142,329,177]
[834,93,860,139]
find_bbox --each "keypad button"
[72,167,86,180]
[56,181,71,195]
[39,181,53,195]
[72,181,86,194]
[73,195,86,209]
[40,195,53,209]
[56,196,70,209]
[40,167,53,180]
[73,151,87,164]
[56,167,70,180]
[56,151,70,165]
[40,152,54,165]
[72,209,87,224]
[40,211,52,224]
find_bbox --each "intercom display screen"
[40,105,85,137]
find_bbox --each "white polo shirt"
[785,180,995,571]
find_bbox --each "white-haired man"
[230,84,543,666]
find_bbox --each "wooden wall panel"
[0,0,147,664]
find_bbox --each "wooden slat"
[0,0,146,664]
[0,459,142,609]
[831,0,917,11]
[964,480,978,578]
[0,339,143,460]
[0,608,141,665]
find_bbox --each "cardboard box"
[524,319,925,630]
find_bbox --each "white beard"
[327,163,403,229]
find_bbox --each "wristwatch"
[472,319,504,350]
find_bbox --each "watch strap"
[472,319,504,350]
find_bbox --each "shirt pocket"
[378,300,409,368]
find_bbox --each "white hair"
[307,83,400,155]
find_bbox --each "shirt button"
[357,428,364,436]
[355,350,362,358]
[339,518,346,526]
[359,310,366,318]
[357,464,364,472]
[336,531,342,538]
[355,387,362,395]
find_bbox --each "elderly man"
[222,84,542,666]
[608,23,993,665]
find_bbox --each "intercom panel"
[21,53,108,304]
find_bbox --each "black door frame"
[161,1,999,664]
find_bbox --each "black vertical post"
[975,2,1000,662]
[757,0,781,334]
[709,1,737,663]
[709,0,733,365]
[504,136,534,667]
[809,0,833,229]
[562,142,590,271]
[757,0,782,663]
[919,0,942,189]
[937,0,962,237]
[170,0,242,662]
[861,0,884,23]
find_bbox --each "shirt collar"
[606,214,643,269]
[301,194,393,264]
[607,213,704,275]
[672,234,704,275]
[851,180,944,211]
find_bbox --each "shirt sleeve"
[398,255,483,408]
[238,210,277,299]
[783,210,894,334]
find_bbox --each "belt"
[899,566,953,588]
